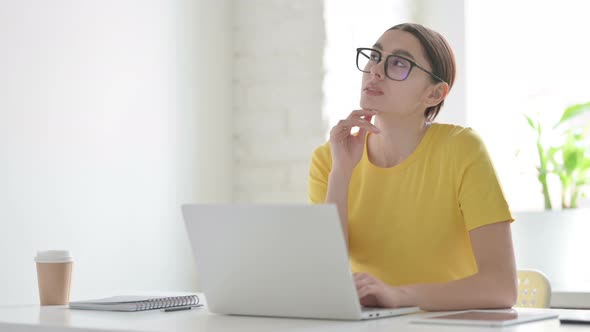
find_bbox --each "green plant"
[525,101,590,209]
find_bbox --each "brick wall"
[233,0,326,202]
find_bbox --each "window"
[466,0,590,210]
[323,0,410,130]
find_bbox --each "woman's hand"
[329,110,380,175]
[354,272,400,308]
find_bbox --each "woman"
[308,23,517,311]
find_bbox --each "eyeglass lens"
[357,49,412,81]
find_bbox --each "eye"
[369,52,380,61]
[391,58,408,67]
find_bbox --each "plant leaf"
[563,148,580,174]
[554,102,590,128]
[524,114,536,130]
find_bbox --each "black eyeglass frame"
[356,47,446,83]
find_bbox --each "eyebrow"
[373,42,416,60]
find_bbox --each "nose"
[368,59,385,80]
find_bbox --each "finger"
[334,118,378,132]
[354,272,371,281]
[348,109,378,119]
[341,118,380,133]
[329,121,350,141]
[330,120,347,134]
[355,279,374,292]
[330,121,378,143]
[354,275,374,288]
[356,274,373,283]
[353,272,367,281]
[357,114,375,138]
[357,284,376,299]
[329,120,354,136]
[330,125,352,142]
[355,274,375,285]
[360,295,378,307]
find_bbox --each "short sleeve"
[456,130,514,230]
[308,142,332,204]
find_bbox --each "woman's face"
[359,29,436,117]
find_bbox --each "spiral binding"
[133,295,199,311]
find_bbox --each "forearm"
[394,271,517,311]
[325,168,352,247]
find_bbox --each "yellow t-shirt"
[308,123,513,286]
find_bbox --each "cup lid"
[34,250,74,263]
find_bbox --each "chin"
[360,99,382,111]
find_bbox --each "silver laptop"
[181,204,420,320]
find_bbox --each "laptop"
[181,203,420,320]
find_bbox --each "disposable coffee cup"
[34,250,73,305]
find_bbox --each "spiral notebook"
[69,294,200,312]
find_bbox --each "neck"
[368,112,430,168]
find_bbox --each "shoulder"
[312,140,332,161]
[431,123,487,154]
[429,123,491,168]
[310,140,332,171]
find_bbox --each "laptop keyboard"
[361,306,388,312]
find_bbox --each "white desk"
[0,304,588,332]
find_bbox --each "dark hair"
[388,23,456,122]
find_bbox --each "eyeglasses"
[356,48,445,83]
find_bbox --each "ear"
[423,82,450,108]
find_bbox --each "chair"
[516,269,551,308]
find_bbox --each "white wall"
[413,0,466,126]
[0,0,232,305]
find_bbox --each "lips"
[364,85,384,96]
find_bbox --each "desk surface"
[0,304,589,332]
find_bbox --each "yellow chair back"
[516,269,551,308]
